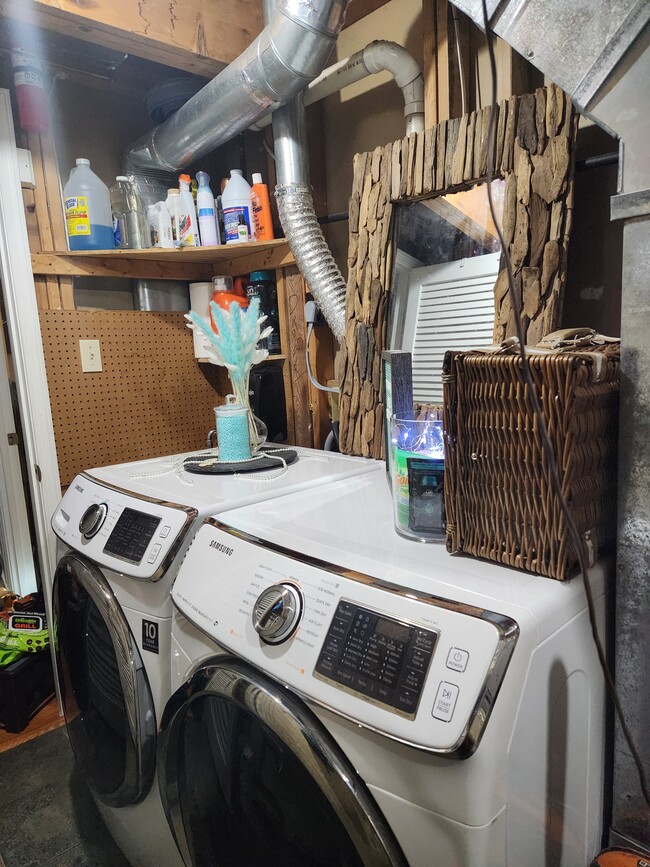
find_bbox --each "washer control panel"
[53,474,192,580]
[172,520,519,754]
[315,601,437,718]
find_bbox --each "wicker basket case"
[442,330,620,580]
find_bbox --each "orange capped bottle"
[250,173,274,241]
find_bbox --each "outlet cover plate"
[79,339,102,372]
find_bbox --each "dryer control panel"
[172,519,519,756]
[52,474,194,580]
[314,601,438,718]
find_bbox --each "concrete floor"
[0,728,131,866]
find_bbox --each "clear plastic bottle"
[196,171,220,246]
[63,158,113,251]
[221,169,253,244]
[109,176,150,249]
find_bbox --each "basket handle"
[536,328,620,350]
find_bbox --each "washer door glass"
[54,553,156,807]
[159,657,407,867]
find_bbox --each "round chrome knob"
[252,584,302,645]
[79,503,108,539]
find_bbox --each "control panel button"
[414,630,435,653]
[446,647,469,672]
[147,543,162,564]
[432,681,459,722]
[159,525,171,538]
[396,686,419,713]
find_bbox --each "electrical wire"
[306,322,339,393]
[451,6,467,117]
[479,0,650,812]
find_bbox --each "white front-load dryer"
[51,447,381,867]
[161,471,610,867]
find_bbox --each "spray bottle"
[196,171,220,246]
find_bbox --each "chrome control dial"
[79,503,108,539]
[253,583,303,644]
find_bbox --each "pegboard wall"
[40,311,227,485]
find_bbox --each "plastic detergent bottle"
[222,169,253,244]
[250,173,274,241]
[147,203,174,249]
[196,172,220,246]
[63,158,113,250]
[109,176,149,249]
[165,188,181,247]
[178,174,200,246]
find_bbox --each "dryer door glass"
[159,658,407,867]
[53,553,156,808]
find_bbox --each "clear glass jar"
[391,415,445,542]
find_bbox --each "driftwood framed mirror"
[338,83,577,458]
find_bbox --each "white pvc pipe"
[254,40,425,135]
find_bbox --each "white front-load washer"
[161,471,610,867]
[51,447,381,867]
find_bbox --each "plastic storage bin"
[0,652,55,733]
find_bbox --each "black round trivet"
[183,446,298,475]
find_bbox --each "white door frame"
[0,89,61,627]
[0,327,37,596]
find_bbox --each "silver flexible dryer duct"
[273,94,348,342]
[126,0,348,173]
[272,43,424,343]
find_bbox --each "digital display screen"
[374,617,411,643]
[104,508,161,564]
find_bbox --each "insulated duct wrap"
[275,182,347,342]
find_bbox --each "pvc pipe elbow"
[362,40,422,89]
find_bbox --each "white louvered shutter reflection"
[403,253,500,404]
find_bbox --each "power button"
[446,647,469,672]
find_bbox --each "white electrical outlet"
[79,340,102,372]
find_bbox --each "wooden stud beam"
[0,0,263,77]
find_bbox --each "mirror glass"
[389,180,505,405]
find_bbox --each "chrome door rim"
[158,656,408,867]
[54,552,156,807]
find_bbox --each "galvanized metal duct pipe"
[273,93,348,341]
[125,0,348,173]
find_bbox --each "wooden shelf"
[31,240,295,281]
